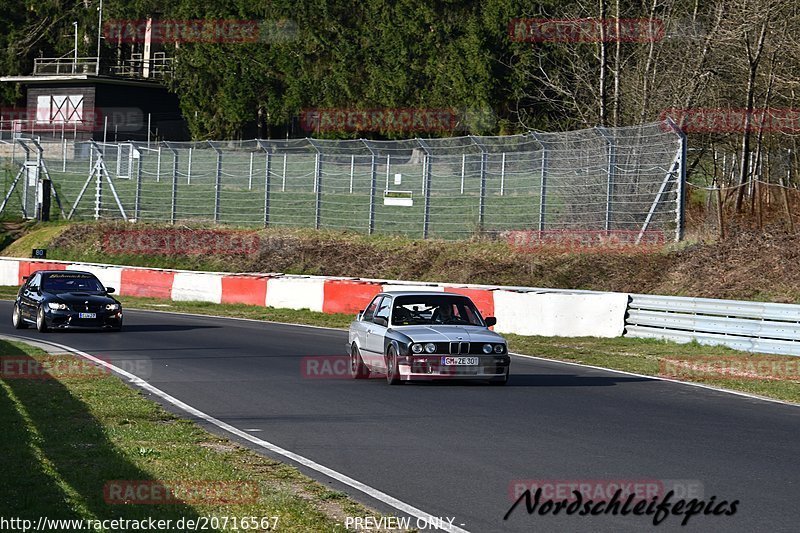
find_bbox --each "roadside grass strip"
[0,339,400,532]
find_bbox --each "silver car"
[348,291,510,385]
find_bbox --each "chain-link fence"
[0,120,685,241]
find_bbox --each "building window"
[36,95,84,124]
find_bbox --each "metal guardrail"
[625,294,800,356]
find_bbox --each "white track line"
[3,334,470,533]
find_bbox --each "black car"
[12,270,123,332]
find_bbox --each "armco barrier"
[0,257,627,338]
[625,294,800,356]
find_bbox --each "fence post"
[460,153,465,195]
[210,141,222,223]
[531,133,547,232]
[156,145,162,182]
[308,140,322,230]
[596,126,615,232]
[264,151,271,226]
[248,151,254,191]
[363,139,377,234]
[349,155,354,194]
[500,152,506,196]
[134,145,142,221]
[385,154,391,191]
[672,121,687,241]
[417,138,432,238]
[187,147,193,185]
[257,141,272,227]
[93,147,102,221]
[164,142,178,224]
[469,136,487,231]
[282,153,287,192]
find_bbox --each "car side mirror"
[485,317,497,327]
[373,316,388,327]
[106,287,115,294]
[22,275,28,281]
[356,312,363,321]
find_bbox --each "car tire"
[490,368,509,386]
[36,306,49,333]
[12,303,28,329]
[386,345,401,385]
[350,343,369,379]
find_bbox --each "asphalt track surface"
[2,301,798,532]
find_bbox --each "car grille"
[68,303,105,312]
[449,341,470,354]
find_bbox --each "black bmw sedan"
[12,270,123,332]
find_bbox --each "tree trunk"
[598,0,608,125]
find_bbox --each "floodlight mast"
[96,0,103,75]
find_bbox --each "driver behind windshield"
[391,296,483,326]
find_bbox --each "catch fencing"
[0,120,685,241]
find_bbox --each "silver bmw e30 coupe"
[348,291,510,385]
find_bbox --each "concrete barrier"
[0,257,630,338]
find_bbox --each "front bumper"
[45,309,123,329]
[397,354,510,381]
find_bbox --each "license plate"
[79,312,96,319]
[441,356,479,366]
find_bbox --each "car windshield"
[391,295,484,326]
[42,274,105,293]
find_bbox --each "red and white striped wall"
[0,257,628,338]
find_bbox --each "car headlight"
[494,344,505,354]
[482,343,493,354]
[411,343,423,354]
[424,343,437,354]
[47,302,68,310]
[106,303,120,311]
